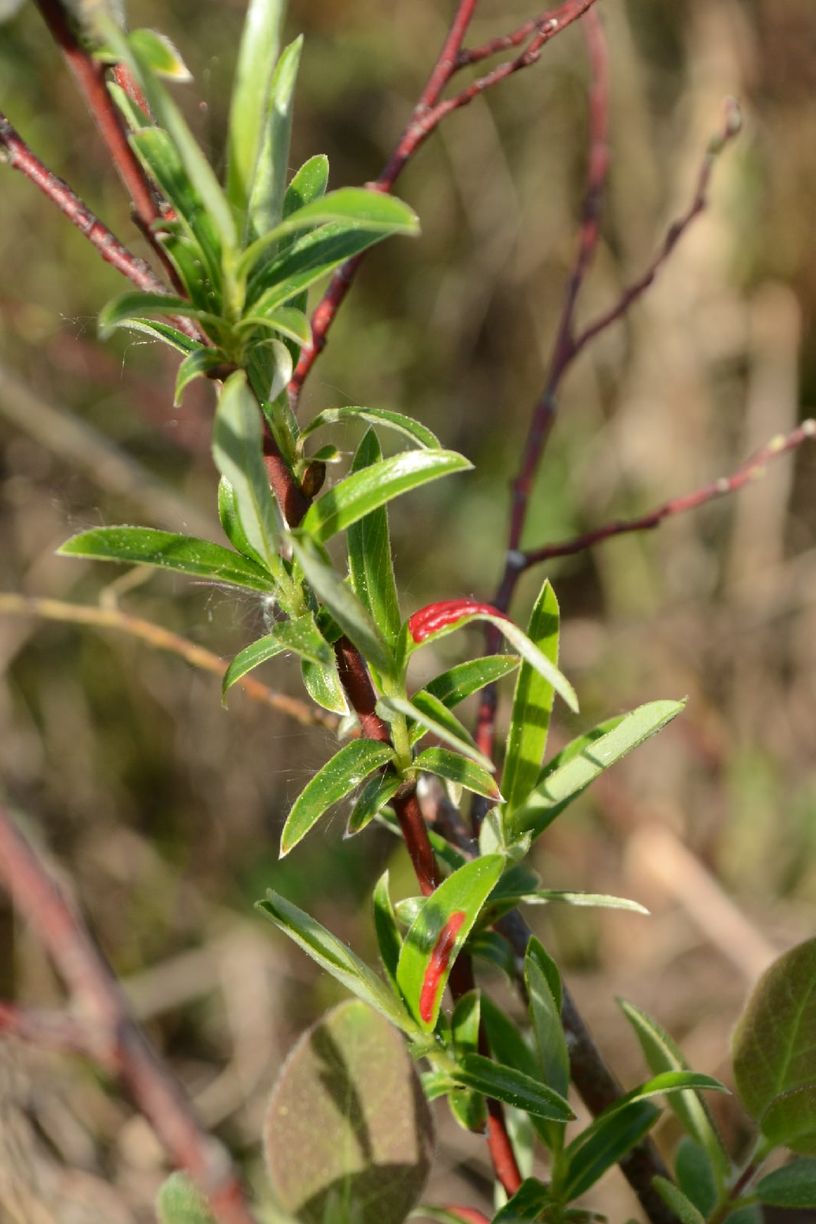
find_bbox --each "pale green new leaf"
[226,0,284,218]
[237,306,311,347]
[302,449,472,544]
[58,526,275,592]
[300,405,440,451]
[128,28,191,80]
[247,36,302,239]
[280,738,396,855]
[222,613,332,697]
[508,699,685,841]
[502,579,560,815]
[301,656,349,715]
[347,430,401,644]
[156,1172,216,1224]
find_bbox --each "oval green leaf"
[347,430,402,644]
[756,1158,816,1207]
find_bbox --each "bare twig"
[0,805,258,1224]
[519,420,816,570]
[289,0,602,404]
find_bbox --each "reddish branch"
[289,0,602,404]
[519,420,816,569]
[0,805,257,1224]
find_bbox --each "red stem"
[0,805,257,1224]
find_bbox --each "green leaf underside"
[504,890,649,914]
[502,579,560,815]
[292,536,392,675]
[396,856,504,1031]
[175,348,228,405]
[347,770,401,836]
[223,614,331,695]
[508,699,685,840]
[128,29,191,80]
[301,405,440,451]
[115,317,201,353]
[526,937,570,1104]
[302,449,472,543]
[58,527,274,592]
[450,1054,573,1123]
[619,999,729,1178]
[156,1172,217,1224]
[561,1101,659,1199]
[732,938,816,1151]
[675,1137,717,1216]
[301,655,349,715]
[258,891,419,1034]
[407,689,479,749]
[280,739,396,856]
[413,747,500,801]
[246,36,302,239]
[238,306,311,346]
[347,430,401,644]
[757,1159,816,1207]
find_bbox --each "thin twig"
[0,805,258,1224]
[520,420,816,569]
[289,0,602,404]
[0,594,337,731]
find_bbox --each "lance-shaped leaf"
[301,655,349,716]
[448,992,487,1132]
[226,0,284,218]
[217,476,262,564]
[491,1179,554,1222]
[412,748,500,802]
[156,1172,217,1224]
[347,430,401,644]
[98,291,222,340]
[292,536,393,676]
[301,405,439,451]
[257,891,420,1035]
[109,317,201,354]
[756,1159,816,1208]
[372,870,403,990]
[247,36,302,239]
[732,938,816,1153]
[381,694,491,771]
[396,856,504,1031]
[280,739,396,856]
[283,154,329,218]
[58,526,274,592]
[237,306,311,347]
[223,614,332,697]
[508,699,685,841]
[619,999,729,1180]
[652,1179,706,1224]
[449,1054,573,1123]
[302,449,472,544]
[212,371,282,574]
[347,770,401,836]
[239,188,419,278]
[175,347,229,406]
[502,579,560,815]
[407,600,577,715]
[675,1137,717,1216]
[423,655,520,708]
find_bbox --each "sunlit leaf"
[226,0,284,219]
[502,579,559,815]
[301,405,440,451]
[422,655,520,708]
[222,613,332,696]
[347,770,401,836]
[174,347,229,405]
[347,431,401,645]
[247,36,302,239]
[280,739,396,856]
[381,694,491,771]
[450,1054,573,1124]
[412,747,500,802]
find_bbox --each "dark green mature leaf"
[423,655,520,708]
[347,431,401,644]
[448,993,487,1132]
[226,0,284,219]
[396,856,505,1031]
[156,1172,217,1224]
[212,372,282,575]
[372,870,402,990]
[247,36,303,239]
[619,999,728,1179]
[280,739,396,856]
[412,747,500,802]
[258,891,419,1034]
[292,536,393,676]
[732,938,816,1151]
[508,700,685,841]
[560,1101,659,1200]
[58,527,275,592]
[652,1179,705,1224]
[222,614,332,696]
[301,404,440,450]
[450,1054,573,1123]
[265,1001,433,1224]
[756,1159,816,1207]
[347,769,401,836]
[675,1137,717,1216]
[492,1179,553,1222]
[502,579,560,815]
[302,449,472,544]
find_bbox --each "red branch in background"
[0,805,258,1224]
[289,0,602,405]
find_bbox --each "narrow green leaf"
[301,656,349,716]
[113,317,201,354]
[619,999,729,1179]
[448,992,488,1132]
[302,449,472,544]
[280,739,396,856]
[292,535,393,676]
[372,870,402,990]
[226,0,284,217]
[732,938,816,1151]
[450,1053,573,1123]
[283,154,330,217]
[502,579,560,815]
[247,36,302,239]
[222,614,332,696]
[538,715,624,781]
[108,80,149,131]
[756,1158,816,1207]
[652,1178,706,1224]
[128,28,191,80]
[301,405,440,450]
[156,1172,217,1224]
[174,347,228,405]
[217,476,263,565]
[98,291,220,339]
[212,371,282,573]
[347,430,401,644]
[58,526,274,592]
[412,747,500,802]
[257,890,420,1035]
[238,306,311,347]
[560,1101,659,1199]
[508,699,685,841]
[526,940,569,1099]
[423,655,520,708]
[382,694,492,771]
[499,889,649,915]
[347,770,401,836]
[675,1137,717,1216]
[492,1179,553,1222]
[396,855,505,1031]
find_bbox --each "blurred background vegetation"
[1,0,815,1218]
